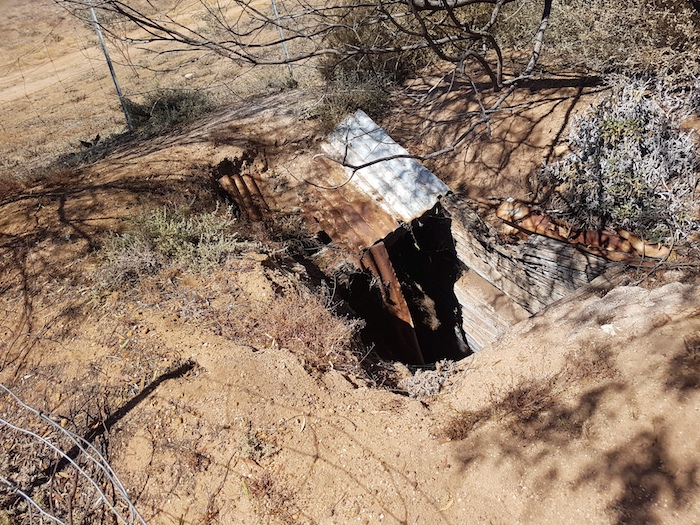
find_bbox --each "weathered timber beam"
[442,195,612,315]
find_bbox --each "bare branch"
[55,0,553,166]
[408,0,515,10]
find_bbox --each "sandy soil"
[1,2,700,525]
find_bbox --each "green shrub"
[97,205,262,289]
[124,89,213,133]
[536,81,699,245]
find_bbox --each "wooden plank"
[443,195,612,314]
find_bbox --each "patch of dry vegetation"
[95,204,263,289]
[0,379,151,525]
[245,472,301,525]
[544,0,700,82]
[213,282,364,374]
[92,200,365,375]
[123,89,214,135]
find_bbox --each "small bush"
[215,284,364,374]
[97,205,260,289]
[313,71,390,132]
[124,89,213,133]
[319,2,432,85]
[314,1,432,129]
[536,81,699,245]
[543,0,700,81]
[240,422,280,463]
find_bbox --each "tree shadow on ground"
[443,344,621,447]
[0,158,223,378]
[576,427,698,525]
[664,333,700,401]
[445,284,700,524]
[0,359,199,524]
[389,71,608,201]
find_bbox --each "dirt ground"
[2,1,700,525]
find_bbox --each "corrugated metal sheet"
[215,111,462,363]
[324,110,450,227]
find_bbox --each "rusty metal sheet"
[325,109,450,225]
[300,110,450,253]
[216,171,270,221]
[361,242,425,365]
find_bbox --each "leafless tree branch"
[55,0,553,167]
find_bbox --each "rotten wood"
[443,195,612,315]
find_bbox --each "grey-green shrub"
[98,205,262,289]
[124,89,213,133]
[537,81,699,245]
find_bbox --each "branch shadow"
[444,284,700,524]
[239,388,457,525]
[664,333,700,401]
[33,359,196,488]
[389,71,608,201]
[0,164,219,377]
[576,427,698,525]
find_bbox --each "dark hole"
[385,205,471,363]
[316,230,333,245]
[345,272,408,362]
[343,204,472,364]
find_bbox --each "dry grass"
[91,196,366,376]
[213,283,364,375]
[240,422,281,464]
[543,0,700,82]
[245,472,301,525]
[95,204,265,290]
[312,72,390,133]
[0,381,148,525]
[124,89,214,134]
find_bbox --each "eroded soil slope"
[0,90,699,524]
[1,2,700,524]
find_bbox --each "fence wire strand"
[0,382,147,525]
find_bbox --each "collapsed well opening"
[343,204,472,365]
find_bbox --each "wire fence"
[0,382,147,525]
[0,0,301,179]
